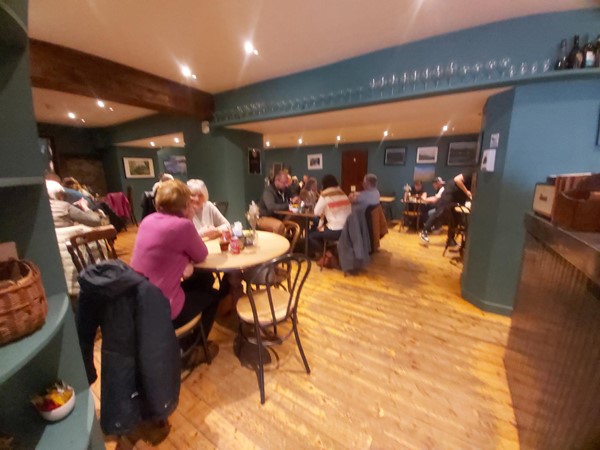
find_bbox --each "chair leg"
[199,321,211,365]
[253,323,266,404]
[292,313,311,374]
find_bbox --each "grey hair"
[364,173,378,189]
[186,179,209,202]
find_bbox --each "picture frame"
[447,141,479,166]
[307,153,323,170]
[123,157,155,179]
[248,148,261,174]
[416,146,438,164]
[384,147,406,165]
[163,155,187,175]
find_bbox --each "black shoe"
[419,231,429,244]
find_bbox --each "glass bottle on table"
[582,35,596,68]
[555,39,568,70]
[568,35,583,69]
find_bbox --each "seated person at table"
[308,174,352,254]
[404,180,427,202]
[299,177,319,209]
[187,179,230,240]
[289,175,301,197]
[421,176,445,225]
[420,172,473,246]
[131,179,221,360]
[151,173,174,196]
[46,179,103,228]
[349,173,380,206]
[258,170,298,217]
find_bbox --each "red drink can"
[229,237,241,254]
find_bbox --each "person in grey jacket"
[337,204,371,272]
[258,171,297,217]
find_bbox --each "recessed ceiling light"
[244,41,258,55]
[181,65,192,77]
[150,141,156,147]
[253,49,259,55]
[109,107,114,111]
[265,141,270,147]
[68,112,76,119]
[191,74,197,80]
[97,100,105,108]
[298,138,303,145]
[336,135,341,141]
[442,125,449,132]
[383,130,388,137]
[174,137,180,143]
[81,118,85,123]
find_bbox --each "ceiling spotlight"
[383,130,388,137]
[244,41,258,55]
[191,74,197,80]
[109,107,114,111]
[81,118,86,123]
[265,141,270,147]
[97,100,105,108]
[298,138,303,145]
[174,137,180,143]
[181,65,192,78]
[150,141,156,147]
[442,125,449,132]
[253,49,259,55]
[336,135,341,141]
[68,112,76,119]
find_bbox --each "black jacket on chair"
[77,260,181,435]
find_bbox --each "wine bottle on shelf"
[594,34,600,68]
[555,39,569,70]
[582,35,595,68]
[568,35,583,69]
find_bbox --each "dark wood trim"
[29,39,213,119]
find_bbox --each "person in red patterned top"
[308,174,351,254]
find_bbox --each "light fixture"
[150,141,156,147]
[383,130,388,137]
[80,118,86,123]
[244,41,258,55]
[67,112,76,119]
[265,140,270,147]
[97,100,105,108]
[174,137,180,144]
[191,74,197,80]
[181,65,192,78]
[336,135,341,141]
[298,138,303,145]
[442,124,449,132]
[109,107,114,112]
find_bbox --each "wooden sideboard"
[505,214,600,449]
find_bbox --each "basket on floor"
[0,259,48,345]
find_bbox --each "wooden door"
[341,150,368,194]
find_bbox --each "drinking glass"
[460,65,471,83]
[400,72,409,92]
[369,78,378,98]
[472,62,483,81]
[433,65,443,87]
[530,62,539,76]
[508,65,516,78]
[410,70,420,91]
[542,59,551,73]
[499,57,511,77]
[485,60,497,80]
[422,67,432,89]
[519,62,529,77]
[446,61,458,85]
[388,74,398,96]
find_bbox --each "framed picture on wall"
[307,153,323,170]
[163,155,187,175]
[123,157,155,179]
[248,148,261,174]
[416,146,438,164]
[384,147,406,165]
[447,141,479,166]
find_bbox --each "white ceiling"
[27,1,591,144]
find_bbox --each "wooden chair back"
[67,225,118,273]
[282,220,300,254]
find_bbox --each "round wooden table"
[194,230,290,272]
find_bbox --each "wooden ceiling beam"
[29,39,213,119]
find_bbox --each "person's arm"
[184,220,209,263]
[207,202,230,231]
[454,174,472,200]
[68,205,101,227]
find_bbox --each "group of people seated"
[258,170,381,256]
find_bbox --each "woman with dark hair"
[299,177,319,209]
[131,179,221,360]
[307,174,351,254]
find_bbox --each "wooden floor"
[94,225,518,449]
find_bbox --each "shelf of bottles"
[212,34,600,127]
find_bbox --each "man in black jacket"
[77,260,181,435]
[258,171,297,217]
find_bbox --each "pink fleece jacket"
[131,212,207,319]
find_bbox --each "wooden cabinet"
[0,2,101,448]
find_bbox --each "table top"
[380,196,395,203]
[273,210,318,218]
[195,230,289,272]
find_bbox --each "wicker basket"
[0,259,48,346]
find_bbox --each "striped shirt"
[313,187,351,231]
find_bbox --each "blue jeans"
[308,228,342,253]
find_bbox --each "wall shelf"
[0,176,44,188]
[0,293,69,383]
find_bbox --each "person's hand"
[182,262,194,279]
[467,191,473,200]
[203,228,222,240]
[75,198,90,211]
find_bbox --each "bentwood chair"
[236,253,312,404]
[67,225,210,374]
[442,204,471,259]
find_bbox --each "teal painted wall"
[263,134,478,219]
[463,79,600,314]
[215,9,600,118]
